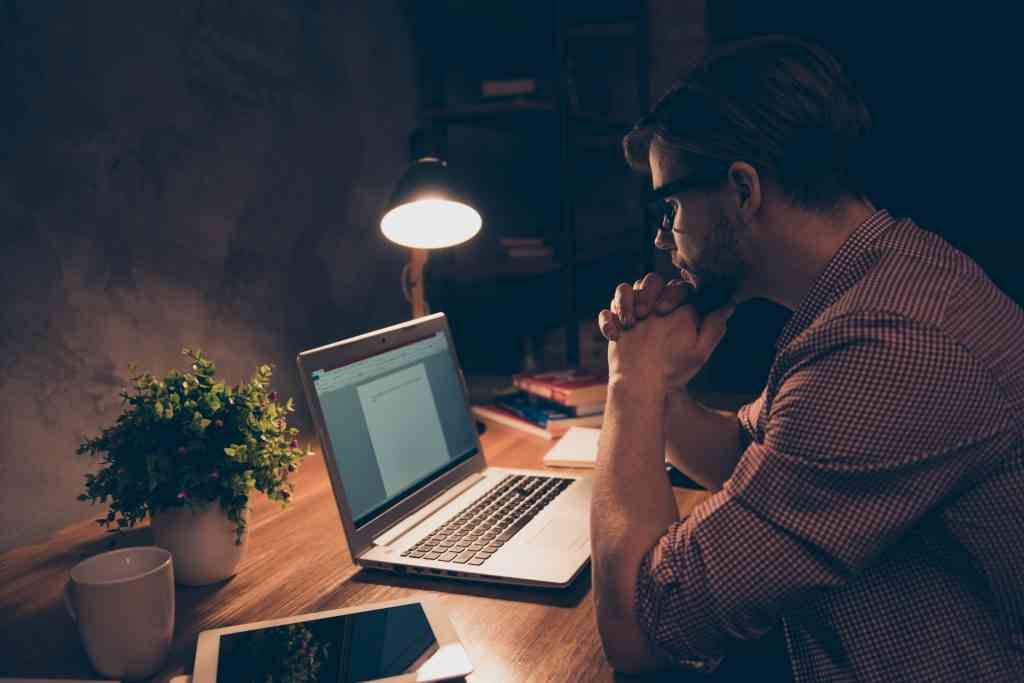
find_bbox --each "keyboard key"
[425,551,442,560]
[468,558,486,566]
[439,552,458,562]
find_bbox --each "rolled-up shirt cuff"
[635,544,724,673]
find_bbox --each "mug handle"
[64,580,77,622]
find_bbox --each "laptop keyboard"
[401,474,573,567]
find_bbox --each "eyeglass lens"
[661,203,676,231]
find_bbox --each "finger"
[654,279,694,315]
[694,304,737,360]
[633,272,665,320]
[612,282,636,327]
[598,309,624,341]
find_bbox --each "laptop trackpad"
[524,513,589,553]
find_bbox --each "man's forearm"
[591,379,678,672]
[664,390,745,491]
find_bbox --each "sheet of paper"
[543,426,601,467]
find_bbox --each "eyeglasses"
[644,165,728,235]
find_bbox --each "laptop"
[296,313,592,588]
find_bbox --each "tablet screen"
[215,602,438,682]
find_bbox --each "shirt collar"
[775,208,897,351]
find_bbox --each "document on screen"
[357,363,450,497]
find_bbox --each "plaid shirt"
[635,210,1024,681]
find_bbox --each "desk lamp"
[381,156,482,318]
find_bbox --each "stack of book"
[499,236,554,260]
[470,369,607,439]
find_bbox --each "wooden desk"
[0,424,711,682]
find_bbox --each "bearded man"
[590,35,1024,682]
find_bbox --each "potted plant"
[76,347,311,585]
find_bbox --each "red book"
[512,368,608,407]
[470,404,554,440]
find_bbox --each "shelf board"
[568,22,640,40]
[432,256,560,285]
[422,98,631,137]
[429,242,647,287]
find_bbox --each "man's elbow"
[603,644,662,676]
[595,600,663,674]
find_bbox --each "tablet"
[193,597,472,682]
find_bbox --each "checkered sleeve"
[635,311,1013,669]
[735,389,764,445]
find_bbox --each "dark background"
[2,0,1018,550]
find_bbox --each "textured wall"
[0,1,417,551]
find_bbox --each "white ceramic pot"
[150,502,248,586]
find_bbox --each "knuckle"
[641,272,664,288]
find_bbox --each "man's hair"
[624,35,872,210]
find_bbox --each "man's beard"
[682,208,749,316]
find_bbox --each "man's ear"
[727,161,761,220]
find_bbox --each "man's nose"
[654,227,674,251]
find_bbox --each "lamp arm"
[403,248,430,318]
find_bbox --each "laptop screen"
[311,330,479,527]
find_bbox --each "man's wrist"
[608,375,667,406]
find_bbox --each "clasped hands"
[597,274,736,392]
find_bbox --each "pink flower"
[176,490,189,501]
[268,391,278,402]
[208,471,220,481]
[178,446,188,457]
[290,439,299,449]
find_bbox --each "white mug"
[64,546,175,680]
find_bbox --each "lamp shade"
[380,157,482,249]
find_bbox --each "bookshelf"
[407,0,651,374]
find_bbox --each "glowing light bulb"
[380,198,482,249]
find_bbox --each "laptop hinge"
[372,473,486,547]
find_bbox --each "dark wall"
[0,1,418,551]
